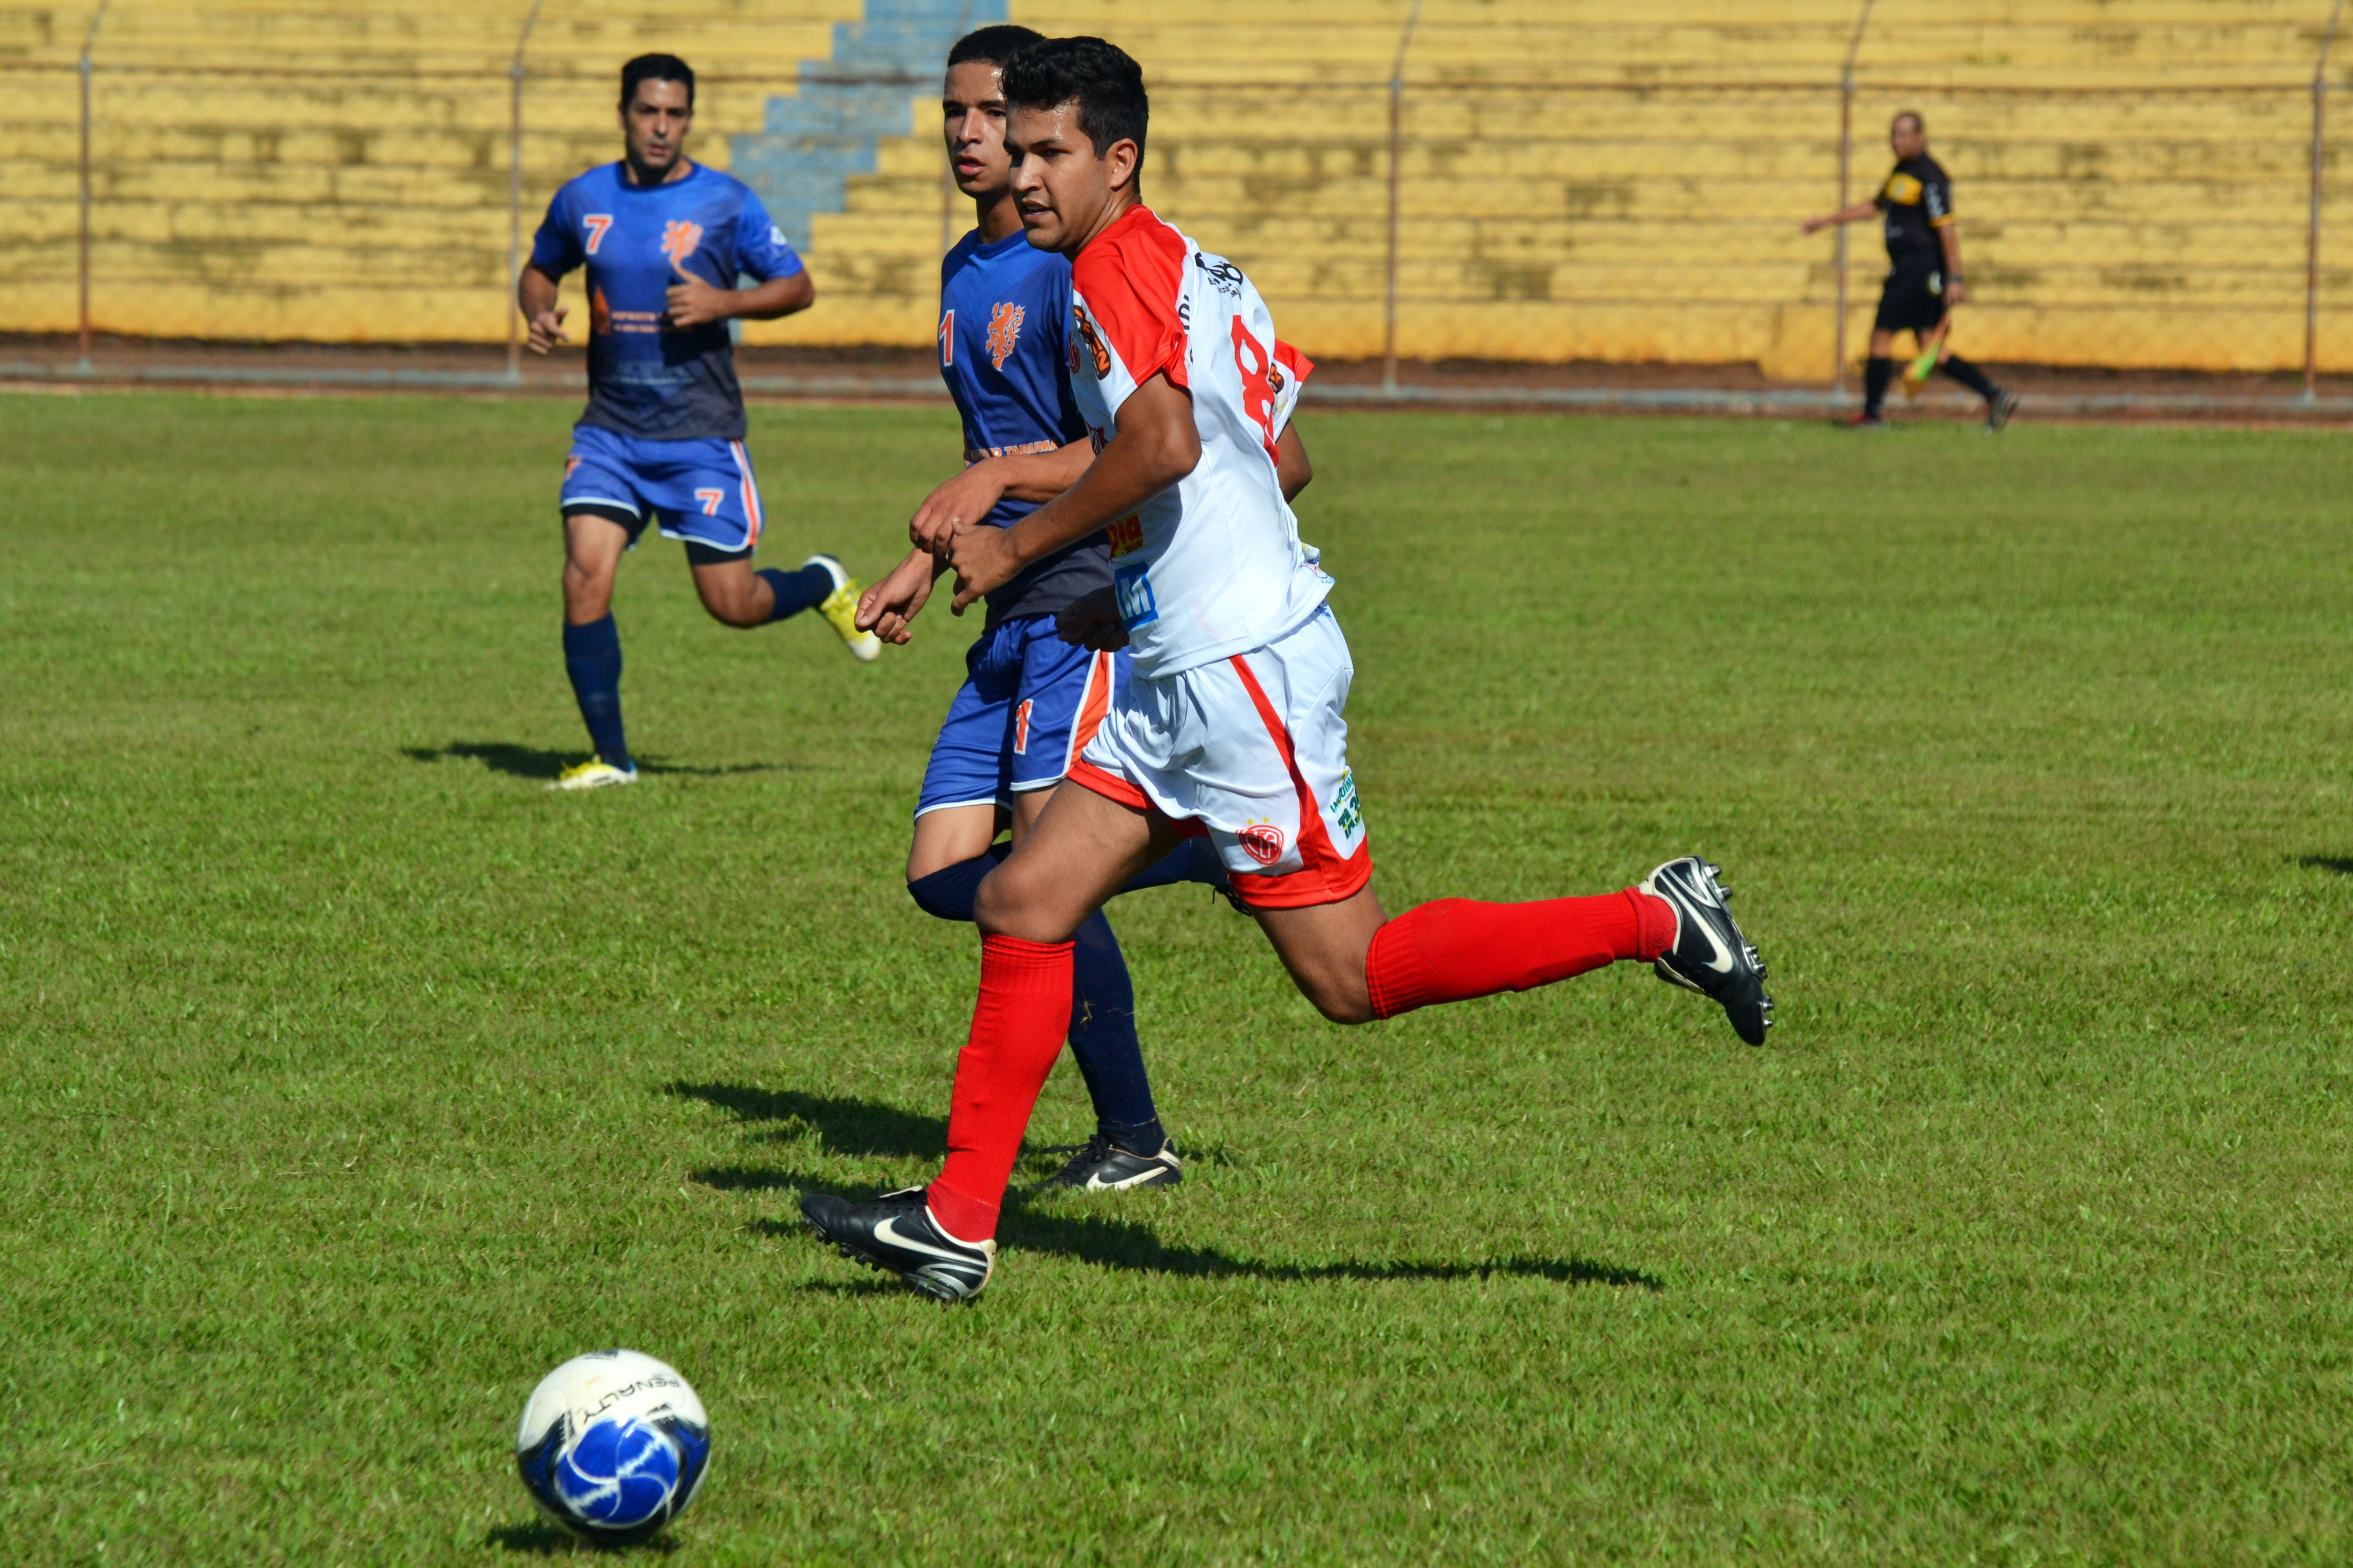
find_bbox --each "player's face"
[942,61,1012,199]
[1007,101,1136,256]
[1889,117,1925,160]
[621,79,694,177]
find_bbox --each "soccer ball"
[514,1349,711,1544]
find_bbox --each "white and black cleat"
[1985,388,2021,433]
[800,1187,994,1302]
[1639,855,1774,1046]
[1044,1135,1184,1191]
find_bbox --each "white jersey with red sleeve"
[1065,206,1331,679]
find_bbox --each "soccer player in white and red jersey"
[800,38,1773,1302]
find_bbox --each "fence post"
[77,0,111,373]
[507,0,545,384]
[1382,0,1422,398]
[1833,0,1876,396]
[2308,0,2345,402]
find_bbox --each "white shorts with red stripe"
[1069,606,1371,911]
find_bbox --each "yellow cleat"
[549,757,639,792]
[806,553,882,664]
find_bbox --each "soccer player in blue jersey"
[519,54,881,792]
[851,26,1310,1191]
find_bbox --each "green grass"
[3,391,2350,1564]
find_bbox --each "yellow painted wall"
[6,1,2347,375]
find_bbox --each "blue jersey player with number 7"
[518,53,881,792]
[849,27,1313,1191]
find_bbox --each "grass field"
[3,391,2350,1564]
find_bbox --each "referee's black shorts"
[1873,262,1946,334]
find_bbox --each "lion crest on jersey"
[1070,304,1111,379]
[986,302,1024,371]
[659,219,704,272]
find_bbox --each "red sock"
[1364,888,1676,1020]
[927,934,1074,1242]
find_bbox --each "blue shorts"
[916,614,1126,817]
[560,424,766,556]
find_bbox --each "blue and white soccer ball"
[515,1349,710,1544]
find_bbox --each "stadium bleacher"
[1,0,2344,376]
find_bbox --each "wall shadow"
[404,743,786,780]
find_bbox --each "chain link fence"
[3,6,2348,408]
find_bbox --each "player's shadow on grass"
[402,742,790,780]
[2297,855,2353,876]
[669,1081,942,1157]
[678,1084,1660,1291]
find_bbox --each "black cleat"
[799,1187,995,1302]
[1044,1135,1184,1191]
[1639,856,1774,1046]
[1985,388,2020,433]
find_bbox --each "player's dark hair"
[1000,35,1147,166]
[621,54,695,110]
[947,24,1047,72]
[1893,109,1925,133]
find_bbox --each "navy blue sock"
[1120,836,1231,898]
[905,843,1010,922]
[561,616,629,769]
[1939,353,2000,402]
[1067,910,1162,1149]
[908,850,1163,1148]
[756,563,833,624]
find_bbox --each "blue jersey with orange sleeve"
[530,162,803,442]
[936,229,1103,626]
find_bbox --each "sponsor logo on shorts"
[1013,699,1032,756]
[1330,769,1363,838]
[1105,516,1143,558]
[1238,821,1286,866]
[987,302,1024,370]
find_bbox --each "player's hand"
[855,552,936,645]
[946,522,1021,616]
[909,461,1009,555]
[1943,278,1968,306]
[1055,587,1128,652]
[661,275,734,330]
[1800,216,1825,235]
[526,304,570,355]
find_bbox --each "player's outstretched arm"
[1275,424,1312,501]
[855,547,947,645]
[908,441,1093,555]
[518,265,569,355]
[1801,200,1881,234]
[947,372,1199,614]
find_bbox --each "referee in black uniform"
[1806,111,2019,431]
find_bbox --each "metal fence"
[7,4,2350,404]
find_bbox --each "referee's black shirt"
[1875,154,1954,271]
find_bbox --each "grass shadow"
[2296,855,2353,876]
[737,1171,1658,1292]
[669,1081,943,1159]
[483,1521,681,1556]
[403,743,788,780]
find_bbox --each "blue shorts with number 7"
[916,613,1126,817]
[559,423,766,557]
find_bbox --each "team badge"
[987,302,1024,370]
[659,219,704,272]
[1071,304,1111,379]
[1884,172,1923,205]
[1238,822,1287,866]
